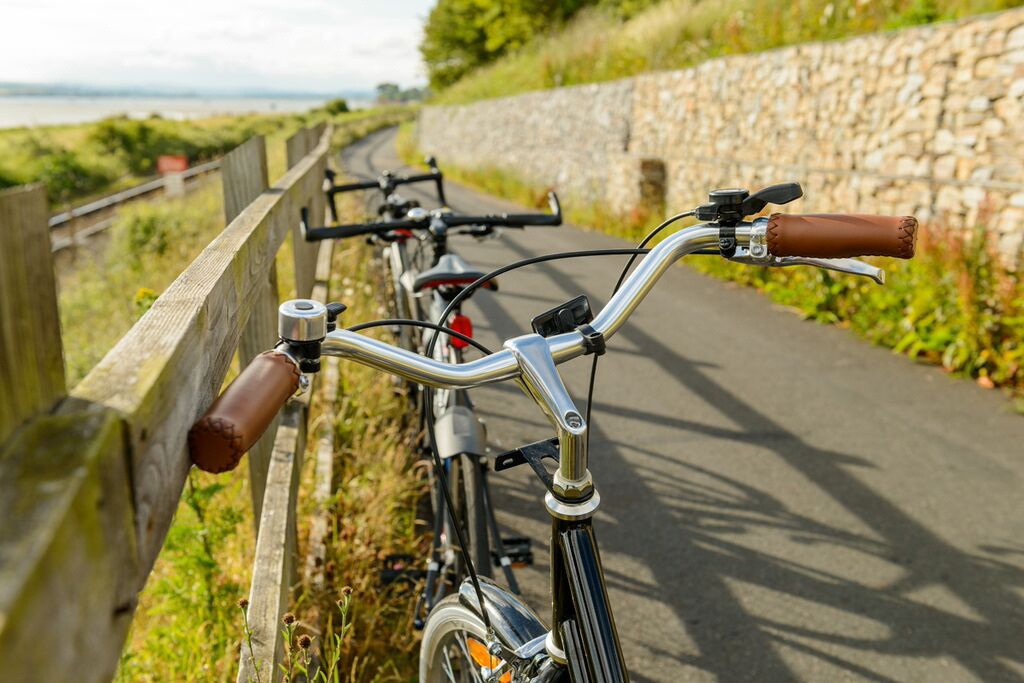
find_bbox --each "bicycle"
[320,158,448,353]
[301,194,563,624]
[189,182,918,682]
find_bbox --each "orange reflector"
[467,638,511,683]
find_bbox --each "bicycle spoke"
[442,647,457,683]
[454,633,486,683]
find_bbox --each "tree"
[420,0,590,89]
[376,83,402,102]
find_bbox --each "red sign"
[157,155,189,174]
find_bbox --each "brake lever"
[729,250,885,285]
[771,256,885,284]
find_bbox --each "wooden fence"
[0,122,340,682]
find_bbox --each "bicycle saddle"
[412,254,498,293]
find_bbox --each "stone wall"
[418,8,1024,257]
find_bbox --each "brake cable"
[415,248,652,629]
[354,229,695,638]
[346,318,494,356]
[583,211,695,443]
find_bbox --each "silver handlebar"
[309,218,885,510]
[319,219,884,387]
[321,222,726,387]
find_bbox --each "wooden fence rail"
[0,124,334,683]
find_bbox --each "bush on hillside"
[322,98,350,115]
[36,149,112,203]
[89,116,255,175]
[421,0,590,88]
[433,0,1023,103]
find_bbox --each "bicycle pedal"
[494,537,533,568]
[379,554,426,586]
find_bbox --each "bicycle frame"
[318,223,735,680]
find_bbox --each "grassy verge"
[398,123,1024,408]
[292,209,426,681]
[435,0,1022,105]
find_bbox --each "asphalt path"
[341,128,1024,683]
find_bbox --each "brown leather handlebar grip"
[766,213,918,259]
[188,351,301,473]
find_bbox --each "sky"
[0,0,434,94]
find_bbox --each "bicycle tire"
[418,595,491,683]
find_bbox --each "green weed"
[115,469,252,683]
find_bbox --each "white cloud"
[0,0,433,92]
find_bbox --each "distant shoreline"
[0,94,373,129]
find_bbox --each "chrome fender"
[458,577,547,650]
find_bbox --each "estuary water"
[0,95,335,129]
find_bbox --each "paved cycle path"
[342,128,1024,683]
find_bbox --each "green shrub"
[34,145,114,203]
[88,116,257,175]
[0,166,17,189]
[421,0,590,88]
[690,226,1023,393]
[322,98,351,115]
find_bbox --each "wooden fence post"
[222,136,280,527]
[0,126,331,683]
[287,127,322,298]
[0,185,65,441]
[0,185,137,682]
[304,237,338,603]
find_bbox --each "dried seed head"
[238,598,249,609]
[298,634,312,650]
[341,586,353,597]
[283,612,296,625]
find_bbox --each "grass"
[294,214,427,681]
[398,123,1024,408]
[58,180,228,386]
[434,0,1023,104]
[0,105,415,210]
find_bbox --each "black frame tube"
[552,518,629,683]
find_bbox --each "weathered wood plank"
[304,356,338,597]
[236,400,307,683]
[223,136,269,221]
[304,239,337,596]
[287,127,323,298]
[69,128,331,578]
[222,136,280,525]
[0,185,66,444]
[0,408,137,683]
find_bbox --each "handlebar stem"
[505,335,591,499]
